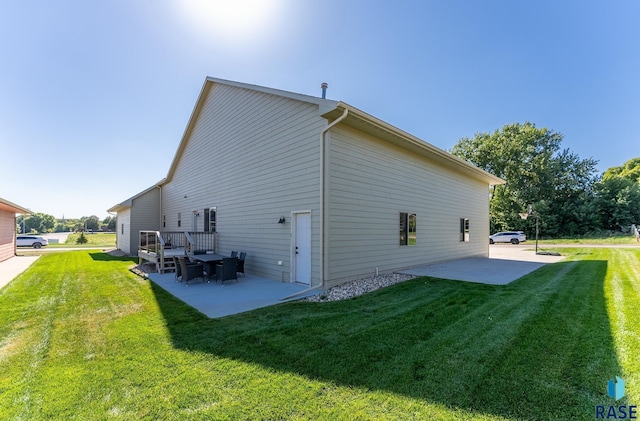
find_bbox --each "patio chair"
[203,261,217,281]
[216,257,238,285]
[178,257,205,286]
[173,256,199,282]
[230,251,238,258]
[237,252,246,277]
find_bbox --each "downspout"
[319,108,348,287]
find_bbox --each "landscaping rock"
[305,273,416,302]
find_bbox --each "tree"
[18,212,56,233]
[76,232,88,244]
[102,216,116,231]
[602,157,640,182]
[594,157,640,231]
[450,122,599,237]
[81,215,100,231]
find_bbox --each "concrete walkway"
[397,245,565,285]
[0,256,40,290]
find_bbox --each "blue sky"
[1,0,638,218]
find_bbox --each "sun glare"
[176,0,284,42]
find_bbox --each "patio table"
[191,253,225,263]
[191,253,226,280]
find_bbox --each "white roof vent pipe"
[321,82,328,99]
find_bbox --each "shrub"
[76,232,88,244]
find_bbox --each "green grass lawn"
[44,232,117,248]
[0,248,638,420]
[537,233,637,245]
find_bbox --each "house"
[109,77,504,288]
[0,197,32,262]
[107,185,160,254]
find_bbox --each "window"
[204,207,216,232]
[121,224,124,235]
[460,218,470,242]
[178,212,181,228]
[400,212,417,246]
[162,215,166,228]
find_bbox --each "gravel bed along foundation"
[305,273,416,302]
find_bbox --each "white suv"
[489,231,526,245]
[16,235,48,248]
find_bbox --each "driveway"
[42,233,72,244]
[397,244,565,285]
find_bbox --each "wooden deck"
[138,231,216,273]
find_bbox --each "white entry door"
[293,212,311,285]
[192,211,198,231]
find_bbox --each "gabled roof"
[107,184,161,213]
[160,77,339,185]
[159,76,504,187]
[0,197,31,214]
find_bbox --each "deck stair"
[162,257,177,273]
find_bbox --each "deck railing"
[186,231,216,253]
[139,230,166,272]
[138,230,216,273]
[160,231,187,249]
[139,230,164,255]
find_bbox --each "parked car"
[16,235,48,248]
[489,231,526,245]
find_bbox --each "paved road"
[16,247,116,254]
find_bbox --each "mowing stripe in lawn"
[0,248,638,420]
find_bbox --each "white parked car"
[16,235,48,248]
[489,231,526,245]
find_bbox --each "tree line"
[17,214,116,234]
[450,122,640,238]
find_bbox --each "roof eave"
[323,102,505,186]
[0,197,32,214]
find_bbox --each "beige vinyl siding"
[0,210,16,262]
[130,188,160,255]
[162,83,325,284]
[116,209,131,254]
[326,125,490,284]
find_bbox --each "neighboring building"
[109,77,504,288]
[107,185,160,255]
[0,197,31,262]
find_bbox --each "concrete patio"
[147,271,318,318]
[397,245,565,285]
[147,244,568,317]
